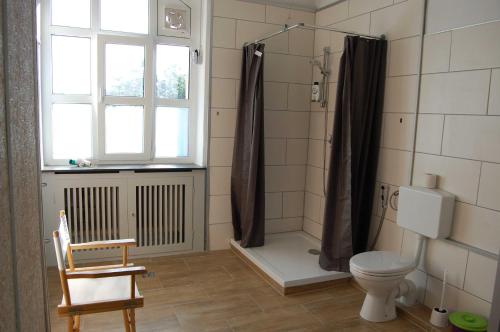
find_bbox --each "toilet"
[350,186,455,322]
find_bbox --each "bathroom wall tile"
[264,82,288,110]
[377,148,413,186]
[424,239,468,288]
[370,0,424,40]
[265,111,309,138]
[265,5,289,25]
[401,230,425,268]
[304,192,321,222]
[442,115,500,163]
[266,165,306,192]
[415,114,444,155]
[303,218,323,239]
[307,139,325,169]
[329,52,342,83]
[290,10,315,25]
[305,166,324,196]
[265,192,282,219]
[209,223,233,250]
[477,162,500,211]
[212,48,242,79]
[381,113,416,151]
[384,75,419,114]
[425,276,491,317]
[211,78,236,108]
[373,220,404,252]
[209,195,232,224]
[265,138,286,165]
[288,55,313,84]
[288,84,311,111]
[289,28,314,57]
[405,269,428,303]
[316,1,348,26]
[211,109,236,138]
[235,20,288,53]
[266,217,303,234]
[412,153,481,204]
[283,191,305,218]
[419,70,490,115]
[308,112,325,140]
[332,14,370,35]
[464,251,497,302]
[330,32,345,53]
[389,36,421,76]
[489,69,500,115]
[349,0,393,17]
[212,17,236,49]
[286,139,308,165]
[450,21,500,71]
[314,29,330,56]
[422,32,451,74]
[327,83,337,113]
[451,202,500,255]
[209,167,231,195]
[209,138,234,166]
[213,0,265,22]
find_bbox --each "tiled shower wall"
[208,0,315,250]
[304,0,499,317]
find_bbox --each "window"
[40,0,202,165]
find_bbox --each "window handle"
[99,87,105,103]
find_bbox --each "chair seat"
[61,276,141,306]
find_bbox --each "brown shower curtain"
[319,36,387,271]
[231,43,265,247]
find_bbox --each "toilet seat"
[350,251,414,276]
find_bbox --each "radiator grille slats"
[63,187,120,244]
[135,184,187,247]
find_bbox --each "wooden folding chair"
[53,210,147,332]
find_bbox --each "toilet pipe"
[411,234,426,269]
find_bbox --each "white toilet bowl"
[350,251,416,322]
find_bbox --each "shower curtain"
[231,43,265,247]
[319,36,387,271]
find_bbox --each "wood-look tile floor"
[47,250,424,332]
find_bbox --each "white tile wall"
[315,1,348,27]
[477,162,500,211]
[370,0,424,40]
[264,82,288,110]
[209,223,234,250]
[209,138,234,166]
[415,114,444,154]
[442,115,500,163]
[373,220,403,252]
[265,192,283,219]
[422,32,451,74]
[451,202,500,255]
[377,148,413,185]
[211,48,242,79]
[287,84,311,111]
[381,113,416,151]
[450,21,500,71]
[489,69,500,115]
[419,70,490,115]
[283,191,305,218]
[213,0,265,22]
[286,139,308,165]
[211,78,237,108]
[264,138,286,165]
[348,0,393,17]
[289,29,314,57]
[389,36,422,76]
[332,14,370,36]
[211,109,236,138]
[209,195,232,224]
[303,218,322,239]
[383,75,419,114]
[464,252,498,302]
[235,20,288,52]
[213,17,236,49]
[424,239,468,288]
[209,167,231,195]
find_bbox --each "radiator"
[42,171,205,265]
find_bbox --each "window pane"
[52,36,91,94]
[52,0,90,28]
[101,0,148,34]
[156,45,189,99]
[52,104,92,159]
[105,44,144,97]
[155,107,188,157]
[105,105,144,154]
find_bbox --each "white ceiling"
[240,0,342,12]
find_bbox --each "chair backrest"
[53,210,71,271]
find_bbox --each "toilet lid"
[350,251,414,275]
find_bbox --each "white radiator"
[42,171,205,266]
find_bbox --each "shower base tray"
[230,231,351,295]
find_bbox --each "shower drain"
[308,249,321,255]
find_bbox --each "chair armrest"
[70,239,136,251]
[65,266,147,279]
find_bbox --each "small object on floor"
[430,269,449,327]
[449,312,488,332]
[69,158,93,167]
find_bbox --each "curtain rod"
[244,23,385,46]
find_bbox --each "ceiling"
[241,0,342,11]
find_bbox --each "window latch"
[191,49,201,64]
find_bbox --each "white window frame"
[40,0,202,166]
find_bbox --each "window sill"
[41,163,206,174]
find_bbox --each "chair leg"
[123,310,131,332]
[74,315,80,332]
[67,317,74,332]
[130,309,136,332]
